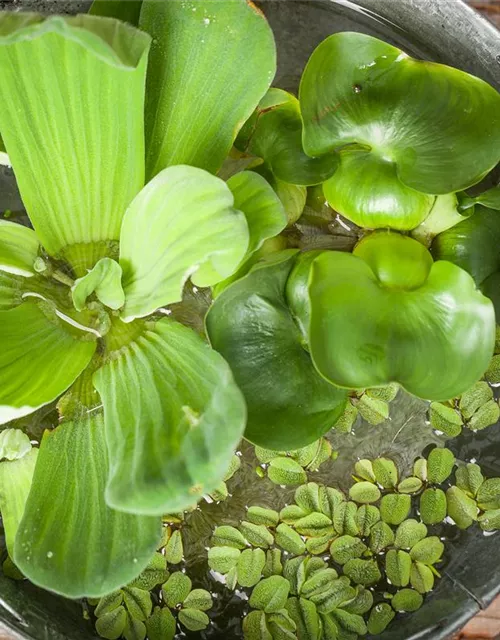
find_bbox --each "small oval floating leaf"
[178,608,210,632]
[330,608,367,635]
[263,549,283,578]
[380,494,411,525]
[413,459,428,482]
[300,568,339,600]
[354,459,376,483]
[342,585,373,616]
[349,481,381,504]
[355,505,381,537]
[286,597,321,640]
[356,395,389,426]
[242,610,271,640]
[468,400,500,431]
[397,477,423,494]
[280,505,309,525]
[146,607,176,640]
[275,523,306,556]
[343,559,381,586]
[330,535,367,566]
[248,506,280,527]
[369,521,395,554]
[420,488,447,525]
[249,576,290,613]
[295,483,322,514]
[306,533,335,556]
[183,589,213,612]
[208,546,240,574]
[410,562,435,594]
[409,537,444,565]
[212,526,248,550]
[122,587,153,622]
[237,548,266,588]
[446,486,478,529]
[429,402,463,437]
[391,589,423,613]
[455,463,484,498]
[477,478,500,510]
[161,572,191,608]
[478,509,500,532]
[459,381,493,420]
[394,520,428,550]
[372,458,398,489]
[240,522,275,549]
[164,530,183,565]
[427,447,455,484]
[95,592,124,618]
[95,606,127,640]
[385,550,411,587]
[268,458,308,486]
[295,512,334,538]
[367,603,395,635]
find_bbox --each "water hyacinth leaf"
[226,171,287,260]
[478,509,500,532]
[410,562,435,594]
[0,448,37,556]
[71,258,124,312]
[455,463,484,499]
[476,478,500,510]
[420,488,447,525]
[213,526,248,550]
[459,382,493,420]
[391,589,423,613]
[248,507,280,528]
[236,88,338,186]
[0,220,39,277]
[275,523,306,556]
[307,233,495,400]
[207,546,240,574]
[122,587,152,621]
[119,165,248,321]
[237,548,266,588]
[394,520,428,550]
[330,535,367,565]
[446,486,478,529]
[94,318,246,515]
[268,457,308,486]
[89,0,142,26]
[96,606,127,640]
[412,193,469,247]
[0,301,96,425]
[372,458,398,489]
[355,505,381,537]
[380,494,411,526]
[429,402,463,437]
[206,251,348,449]
[343,559,381,586]
[141,0,276,177]
[0,14,150,259]
[14,415,161,598]
[164,530,183,564]
[369,521,395,554]
[385,550,411,587]
[427,448,455,484]
[409,537,444,565]
[348,481,381,504]
[460,184,500,211]
[162,571,191,608]
[398,477,423,494]
[146,607,176,640]
[367,603,395,635]
[250,576,290,613]
[0,429,31,461]
[322,149,433,230]
[286,597,321,640]
[300,32,500,195]
[178,609,210,632]
[239,522,275,549]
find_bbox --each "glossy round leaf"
[206,251,347,449]
[300,32,500,195]
[307,233,495,400]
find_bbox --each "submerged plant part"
[0,2,277,598]
[299,32,500,230]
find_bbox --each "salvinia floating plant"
[0,2,280,598]
[1,0,500,622]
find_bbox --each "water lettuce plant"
[0,2,277,598]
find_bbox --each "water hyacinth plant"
[1,0,500,634]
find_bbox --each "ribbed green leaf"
[93,318,246,514]
[71,257,124,312]
[307,232,495,400]
[235,89,338,186]
[300,32,500,195]
[119,165,249,321]
[0,448,37,556]
[0,14,150,258]
[89,0,142,25]
[0,220,39,277]
[206,251,347,449]
[140,0,276,178]
[14,415,161,598]
[0,271,24,310]
[0,301,96,425]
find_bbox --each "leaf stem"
[52,270,74,288]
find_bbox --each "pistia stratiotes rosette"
[0,1,278,598]
[298,32,500,230]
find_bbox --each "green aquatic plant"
[0,2,277,598]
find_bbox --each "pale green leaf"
[0,301,95,425]
[420,488,447,525]
[207,546,240,574]
[0,220,39,277]
[164,529,183,565]
[237,548,266,588]
[212,525,248,550]
[95,591,124,618]
[72,258,124,312]
[96,606,127,640]
[162,571,192,608]
[250,576,290,613]
[140,0,276,177]
[0,14,150,259]
[119,165,248,321]
[183,589,213,612]
[145,607,176,640]
[14,415,161,598]
[0,428,31,461]
[0,448,38,556]
[93,318,246,514]
[122,587,152,621]
[123,614,146,640]
[178,608,210,632]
